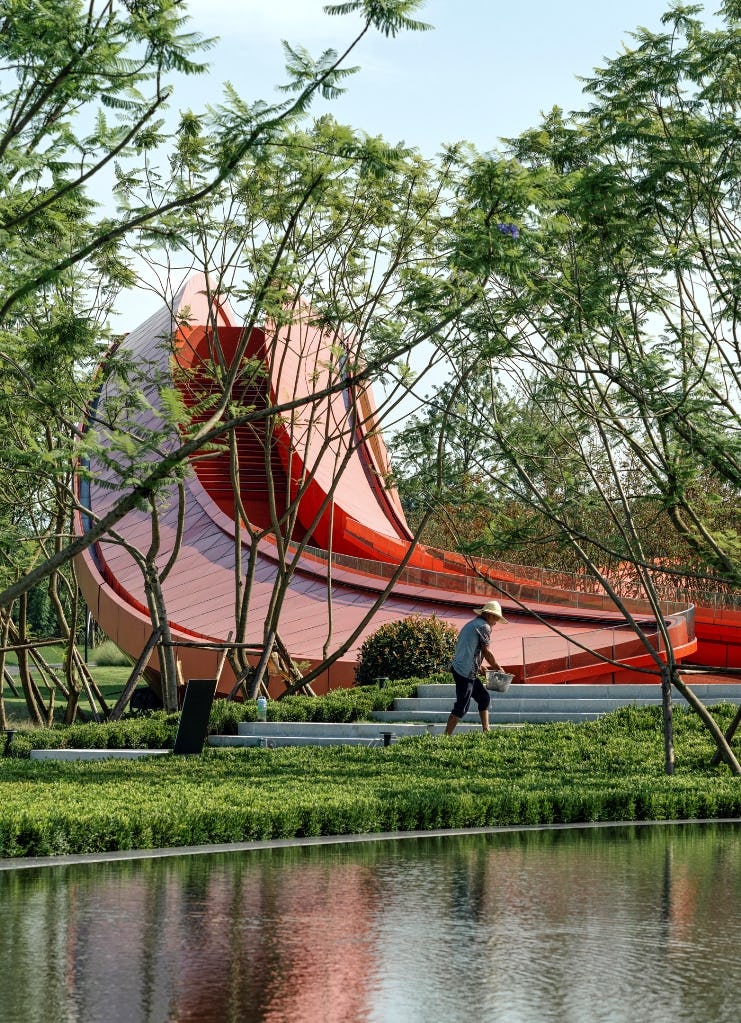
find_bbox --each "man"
[445,600,508,736]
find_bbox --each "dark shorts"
[451,668,491,718]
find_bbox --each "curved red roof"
[75,275,697,694]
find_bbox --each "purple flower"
[496,223,520,239]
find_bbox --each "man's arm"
[482,647,504,673]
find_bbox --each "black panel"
[173,678,216,755]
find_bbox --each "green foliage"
[324,1,432,38]
[0,0,211,320]
[355,616,458,684]
[4,712,180,758]
[0,0,436,623]
[382,2,741,608]
[6,679,424,750]
[228,678,423,729]
[497,6,741,591]
[274,678,421,723]
[91,640,133,667]
[0,706,739,857]
[207,699,250,736]
[23,585,58,639]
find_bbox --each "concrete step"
[390,696,666,714]
[206,683,741,745]
[210,734,392,748]
[371,709,605,725]
[414,682,741,700]
[236,721,409,738]
[208,722,477,748]
[391,683,741,723]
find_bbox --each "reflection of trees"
[0,849,383,1023]
[1,827,740,1022]
[0,868,77,1022]
[361,827,741,1023]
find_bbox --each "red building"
[75,275,717,696]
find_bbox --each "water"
[1,823,739,1023]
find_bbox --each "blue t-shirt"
[452,616,491,679]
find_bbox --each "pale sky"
[177,0,718,154]
[116,0,720,325]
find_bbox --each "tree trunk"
[672,670,741,774]
[0,610,8,732]
[249,629,277,699]
[146,568,179,711]
[274,631,316,697]
[660,664,675,776]
[710,704,741,768]
[108,626,164,720]
[16,594,44,726]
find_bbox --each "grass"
[2,666,132,725]
[90,640,133,667]
[2,644,67,666]
[0,704,739,859]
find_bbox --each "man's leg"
[473,676,491,733]
[447,670,473,736]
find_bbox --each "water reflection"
[1,824,739,1023]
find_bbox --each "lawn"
[1,704,739,860]
[2,649,133,725]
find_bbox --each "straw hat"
[473,600,508,623]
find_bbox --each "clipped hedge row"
[0,705,739,858]
[3,677,430,756]
[2,771,739,859]
[4,712,182,759]
[209,676,425,733]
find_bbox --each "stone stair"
[208,682,741,748]
[372,682,741,726]
[209,720,447,748]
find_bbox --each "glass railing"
[518,621,664,682]
[301,542,693,619]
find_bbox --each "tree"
[0,0,434,567]
[88,115,516,701]
[390,1,741,773]
[504,1,741,774]
[0,0,436,715]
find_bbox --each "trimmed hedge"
[0,705,739,858]
[3,712,182,759]
[4,676,429,755]
[209,677,426,733]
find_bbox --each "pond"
[1,822,739,1023]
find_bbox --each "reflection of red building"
[52,855,380,1023]
[174,857,378,1022]
[75,274,708,695]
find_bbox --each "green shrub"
[355,615,457,685]
[4,712,180,757]
[3,733,36,759]
[2,707,741,857]
[91,640,132,667]
[3,680,426,756]
[208,699,250,735]
[207,678,422,731]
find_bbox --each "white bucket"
[486,670,514,693]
